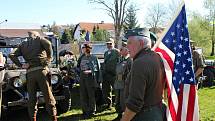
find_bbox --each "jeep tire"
[56,87,71,115]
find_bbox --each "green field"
[56,86,215,121]
[198,86,215,121]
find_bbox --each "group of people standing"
[77,28,166,121]
[1,28,166,121]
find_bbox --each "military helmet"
[125,28,150,39]
[28,31,40,37]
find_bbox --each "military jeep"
[0,36,71,119]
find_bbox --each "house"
[0,23,45,45]
[0,29,45,45]
[73,22,115,41]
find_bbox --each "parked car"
[0,36,71,120]
[79,41,107,63]
[202,59,215,87]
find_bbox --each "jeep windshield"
[91,43,107,56]
[0,47,25,64]
[91,43,107,63]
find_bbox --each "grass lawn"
[57,85,215,121]
[58,86,117,121]
[198,86,215,121]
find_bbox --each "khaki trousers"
[26,69,57,119]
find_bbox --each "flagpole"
[152,0,185,51]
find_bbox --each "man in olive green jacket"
[9,31,57,121]
[102,38,120,109]
[113,42,132,121]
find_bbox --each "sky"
[0,0,205,29]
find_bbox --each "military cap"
[28,31,40,37]
[125,28,150,39]
[83,42,92,49]
[106,38,115,44]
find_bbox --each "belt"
[27,66,49,73]
[141,105,161,112]
[141,102,162,112]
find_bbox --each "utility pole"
[0,19,8,37]
[0,19,7,25]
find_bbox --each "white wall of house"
[74,25,81,41]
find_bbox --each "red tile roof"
[79,22,114,32]
[0,29,44,38]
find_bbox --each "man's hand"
[121,107,136,121]
[47,57,53,63]
[22,63,30,69]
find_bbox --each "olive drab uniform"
[79,54,100,115]
[102,48,120,107]
[9,36,57,120]
[114,55,132,115]
[192,50,205,81]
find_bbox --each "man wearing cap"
[190,41,205,88]
[79,43,100,118]
[113,41,132,121]
[102,38,120,109]
[9,31,57,121]
[121,28,165,121]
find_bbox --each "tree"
[69,24,75,40]
[203,0,215,56]
[124,4,139,30]
[168,0,181,17]
[188,13,211,55]
[50,21,61,37]
[61,29,72,44]
[89,0,130,46]
[91,29,110,41]
[145,3,167,33]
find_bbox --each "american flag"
[154,1,199,121]
[85,31,90,41]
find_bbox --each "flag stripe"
[155,48,174,71]
[186,85,196,121]
[177,84,184,121]
[167,108,174,121]
[156,48,178,121]
[193,94,199,121]
[181,85,190,121]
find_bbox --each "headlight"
[13,78,24,88]
[51,75,59,85]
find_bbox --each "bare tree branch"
[89,0,131,46]
[145,3,167,33]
